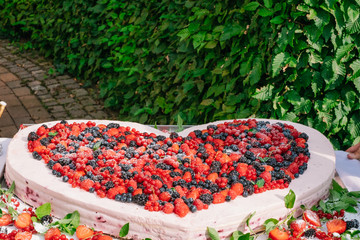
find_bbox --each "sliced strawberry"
[98,235,113,240]
[206,172,218,182]
[76,225,94,240]
[44,227,61,240]
[15,231,32,240]
[259,171,272,183]
[14,212,32,229]
[268,227,290,240]
[212,192,226,204]
[326,219,347,234]
[303,210,321,227]
[174,202,189,218]
[290,219,306,233]
[0,214,12,226]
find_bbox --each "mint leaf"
[256,179,265,188]
[48,131,58,136]
[207,227,220,240]
[36,202,51,219]
[284,189,296,209]
[93,141,101,151]
[264,218,279,233]
[119,222,129,237]
[52,210,80,235]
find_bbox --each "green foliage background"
[0,0,359,150]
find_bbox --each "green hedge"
[1,0,359,150]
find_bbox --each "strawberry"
[14,212,32,229]
[159,191,172,202]
[193,199,205,210]
[290,219,306,236]
[259,171,272,183]
[0,213,12,226]
[98,235,113,240]
[231,182,244,196]
[162,202,175,214]
[44,227,61,240]
[303,210,321,227]
[80,179,94,191]
[212,192,226,204]
[182,171,192,182]
[268,227,290,240]
[326,219,347,234]
[15,231,32,240]
[207,172,218,182]
[236,163,248,176]
[106,186,126,199]
[186,188,200,200]
[287,162,299,174]
[76,225,94,240]
[174,202,189,218]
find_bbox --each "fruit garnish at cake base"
[26,119,310,217]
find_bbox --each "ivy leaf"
[36,202,52,220]
[284,189,296,209]
[207,227,220,240]
[119,223,129,237]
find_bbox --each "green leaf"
[93,141,102,150]
[264,0,273,8]
[244,2,260,11]
[335,44,354,63]
[272,52,285,77]
[264,218,279,233]
[176,115,184,132]
[200,99,214,106]
[207,227,220,240]
[259,8,274,17]
[256,179,265,188]
[270,15,284,24]
[48,131,58,136]
[252,85,274,100]
[284,189,296,209]
[119,222,129,237]
[36,203,52,220]
[52,211,80,235]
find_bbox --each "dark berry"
[303,228,316,238]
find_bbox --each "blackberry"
[28,131,39,141]
[346,219,359,230]
[56,144,66,153]
[40,137,50,146]
[32,151,42,160]
[169,132,179,139]
[199,193,213,205]
[40,215,53,225]
[104,181,115,190]
[157,135,166,141]
[207,124,217,130]
[107,123,120,129]
[303,228,316,238]
[210,161,221,173]
[133,193,148,206]
[193,130,202,138]
[299,132,309,141]
[58,158,71,166]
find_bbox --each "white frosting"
[5,119,335,239]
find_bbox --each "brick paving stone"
[0,85,12,95]
[14,116,35,127]
[0,72,18,82]
[69,108,87,118]
[90,110,108,119]
[72,88,88,97]
[6,105,30,118]
[0,111,14,128]
[1,94,22,106]
[57,97,75,104]
[19,95,42,109]
[48,105,66,113]
[6,80,24,89]
[0,66,7,73]
[0,125,19,138]
[52,111,69,119]
[43,79,59,86]
[27,106,52,120]
[13,87,31,97]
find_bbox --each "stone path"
[0,39,116,138]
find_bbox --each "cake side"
[5,119,335,239]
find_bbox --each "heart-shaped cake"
[5,119,335,239]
